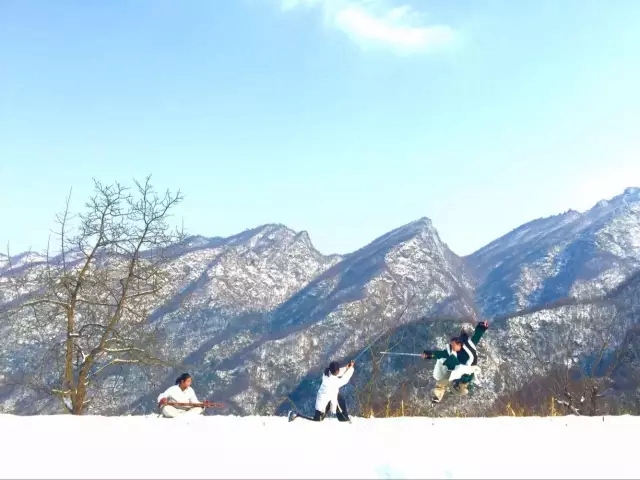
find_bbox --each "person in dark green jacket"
[421,321,489,402]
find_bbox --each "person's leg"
[160,405,182,418]
[449,365,481,395]
[452,372,475,394]
[459,373,475,384]
[288,410,325,421]
[302,410,326,421]
[183,406,205,415]
[431,380,449,402]
[431,360,451,402]
[450,381,469,396]
[336,393,350,422]
[432,360,449,381]
[448,364,477,383]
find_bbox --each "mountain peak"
[294,230,313,248]
[410,216,433,229]
[590,186,640,212]
[469,184,640,317]
[364,216,437,252]
[397,216,435,237]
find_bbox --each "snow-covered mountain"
[128,217,477,416]
[0,217,477,415]
[467,187,640,318]
[2,187,640,417]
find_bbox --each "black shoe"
[287,411,297,422]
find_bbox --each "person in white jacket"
[157,373,206,418]
[288,360,355,422]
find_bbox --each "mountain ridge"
[2,187,640,417]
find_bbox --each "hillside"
[2,187,640,417]
[467,187,640,317]
[130,217,477,416]
[0,217,477,416]
[324,260,640,419]
[0,223,341,414]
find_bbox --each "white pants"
[160,405,205,418]
[433,360,481,383]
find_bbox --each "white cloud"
[279,0,455,55]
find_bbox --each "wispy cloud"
[279,0,455,55]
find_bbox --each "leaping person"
[421,321,489,403]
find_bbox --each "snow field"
[0,414,638,479]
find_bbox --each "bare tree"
[1,176,184,414]
[495,305,632,416]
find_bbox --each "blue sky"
[1,0,639,257]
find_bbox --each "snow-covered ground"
[0,414,637,479]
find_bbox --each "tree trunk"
[71,386,86,415]
[63,310,75,394]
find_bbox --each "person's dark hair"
[450,336,460,344]
[459,330,469,344]
[175,373,191,385]
[324,361,340,376]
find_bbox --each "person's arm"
[470,321,489,345]
[423,349,460,369]
[422,348,450,360]
[188,387,199,403]
[157,385,174,405]
[336,361,355,387]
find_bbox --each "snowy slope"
[0,217,476,416]
[3,188,640,418]
[131,217,477,417]
[0,414,637,479]
[467,187,640,317]
[458,261,640,415]
[0,224,342,415]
